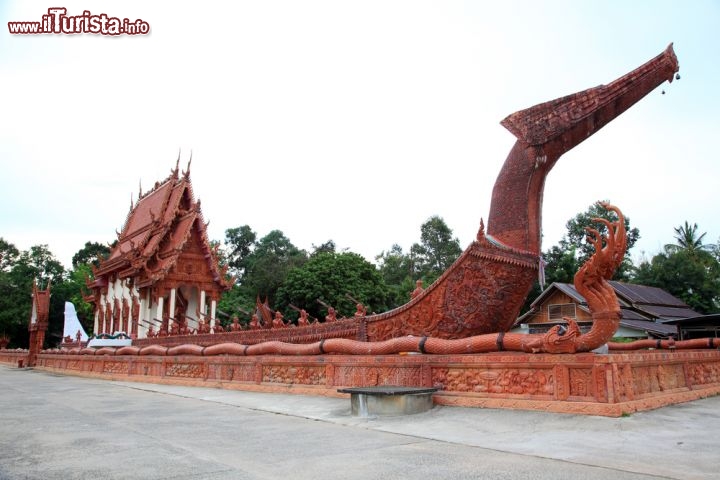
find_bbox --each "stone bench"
[337,386,438,417]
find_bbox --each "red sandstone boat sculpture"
[57,44,691,357]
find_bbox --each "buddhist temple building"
[86,162,233,339]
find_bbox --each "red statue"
[410,280,424,299]
[249,314,261,330]
[324,307,337,323]
[272,311,286,329]
[213,320,225,333]
[230,316,241,332]
[297,309,310,327]
[197,318,210,334]
[353,303,367,318]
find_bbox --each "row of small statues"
[62,330,84,344]
[143,301,376,338]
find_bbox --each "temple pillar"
[210,299,217,332]
[93,310,99,336]
[157,297,164,331]
[146,289,152,331]
[168,288,176,332]
[118,298,125,333]
[199,290,206,323]
[139,297,145,333]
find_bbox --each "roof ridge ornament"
[185,150,192,178]
[172,148,181,179]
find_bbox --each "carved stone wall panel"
[633,363,686,396]
[687,362,720,387]
[569,368,593,398]
[333,365,424,387]
[262,365,325,385]
[103,361,129,375]
[165,362,205,378]
[431,367,449,390]
[231,364,258,382]
[593,365,609,403]
[431,367,554,396]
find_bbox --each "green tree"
[410,216,463,284]
[633,249,720,314]
[633,223,720,314]
[712,238,720,264]
[224,225,256,279]
[0,237,20,271]
[664,221,709,255]
[71,241,110,268]
[0,243,65,348]
[375,244,416,307]
[242,230,307,302]
[311,240,336,257]
[0,239,26,347]
[276,251,389,322]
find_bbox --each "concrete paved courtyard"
[1,365,718,479]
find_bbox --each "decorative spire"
[130,193,134,211]
[476,218,485,241]
[138,179,143,197]
[185,150,192,178]
[174,149,181,178]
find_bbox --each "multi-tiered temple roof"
[86,161,232,338]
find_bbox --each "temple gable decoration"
[86,161,233,339]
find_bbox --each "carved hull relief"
[366,240,539,341]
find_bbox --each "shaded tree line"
[0,239,108,349]
[217,215,462,325]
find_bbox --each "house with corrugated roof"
[516,281,700,339]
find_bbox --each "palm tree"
[665,221,708,255]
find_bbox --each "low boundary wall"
[2,349,719,417]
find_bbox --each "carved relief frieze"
[687,362,720,386]
[103,361,129,375]
[632,363,686,396]
[165,363,205,378]
[262,365,325,385]
[569,368,593,398]
[431,367,553,396]
[333,366,423,387]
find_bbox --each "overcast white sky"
[1,1,718,270]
